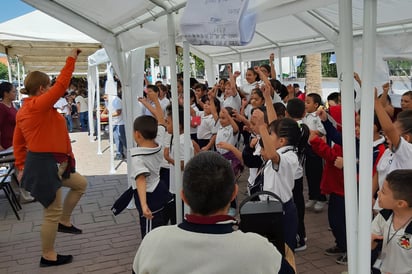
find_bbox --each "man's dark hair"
[133,115,158,139]
[183,151,235,215]
[286,98,305,119]
[386,169,412,207]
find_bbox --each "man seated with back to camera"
[132,151,295,274]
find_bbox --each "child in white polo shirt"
[132,91,171,238]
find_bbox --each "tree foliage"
[387,59,412,76]
[0,62,9,80]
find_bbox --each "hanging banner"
[180,0,256,46]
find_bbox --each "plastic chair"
[0,153,22,220]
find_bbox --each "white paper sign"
[180,0,256,46]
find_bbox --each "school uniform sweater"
[310,136,344,197]
[133,215,284,274]
[13,57,75,171]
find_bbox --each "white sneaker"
[314,201,327,212]
[19,188,35,203]
[305,200,316,209]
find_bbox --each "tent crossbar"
[255,31,280,48]
[114,2,186,37]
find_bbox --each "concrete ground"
[0,132,347,273]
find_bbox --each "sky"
[1,0,35,23]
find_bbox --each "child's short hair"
[183,151,235,215]
[133,115,158,139]
[273,102,286,119]
[200,95,221,114]
[327,92,341,104]
[386,169,412,207]
[166,104,184,128]
[286,98,305,119]
[307,93,323,107]
[146,84,159,93]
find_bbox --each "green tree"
[0,62,8,80]
[296,52,337,78]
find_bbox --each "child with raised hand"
[371,169,412,274]
[196,92,220,151]
[132,89,171,238]
[255,110,309,251]
[374,86,412,188]
[223,64,241,112]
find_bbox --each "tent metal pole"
[338,0,358,272]
[183,40,191,164]
[96,66,103,155]
[17,57,21,98]
[106,64,116,174]
[183,40,191,215]
[278,48,283,81]
[358,1,376,273]
[166,13,183,224]
[6,55,12,83]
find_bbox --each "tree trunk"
[305,53,322,95]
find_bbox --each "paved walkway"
[0,132,347,273]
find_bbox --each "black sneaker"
[324,246,346,256]
[336,253,348,265]
[58,223,82,234]
[40,254,73,267]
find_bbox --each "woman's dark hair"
[0,82,13,99]
[397,109,412,135]
[183,151,235,215]
[247,67,260,82]
[268,118,309,161]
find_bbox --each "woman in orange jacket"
[13,48,87,267]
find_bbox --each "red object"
[191,116,201,127]
[328,105,342,132]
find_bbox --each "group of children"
[125,58,412,273]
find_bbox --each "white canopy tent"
[0,10,102,75]
[21,1,412,273]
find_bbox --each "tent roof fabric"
[0,10,102,74]
[21,0,412,64]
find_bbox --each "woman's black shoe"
[58,223,82,234]
[40,254,73,267]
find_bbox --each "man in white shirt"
[133,151,294,274]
